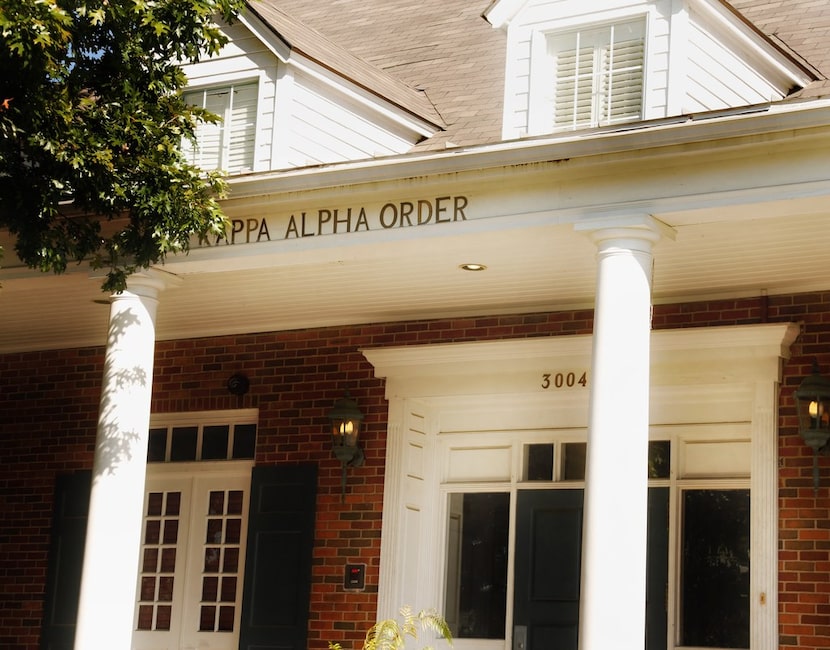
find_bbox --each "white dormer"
[180,2,444,175]
[485,0,816,140]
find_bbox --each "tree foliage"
[0,0,245,291]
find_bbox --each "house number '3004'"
[541,372,588,389]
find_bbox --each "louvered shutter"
[226,84,257,173]
[554,44,595,130]
[40,472,91,650]
[551,19,644,131]
[196,88,227,170]
[184,82,257,173]
[598,35,644,125]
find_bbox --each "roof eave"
[225,98,830,199]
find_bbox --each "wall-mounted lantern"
[328,392,365,501]
[793,361,830,491]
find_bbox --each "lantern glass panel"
[331,419,360,447]
[797,394,830,435]
[332,420,360,446]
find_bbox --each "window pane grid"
[199,489,245,632]
[147,422,257,463]
[137,491,181,631]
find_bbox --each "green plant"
[329,605,453,650]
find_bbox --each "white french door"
[132,465,251,650]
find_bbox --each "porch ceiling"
[1,196,828,354]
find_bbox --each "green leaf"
[0,0,244,290]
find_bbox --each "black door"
[513,488,669,650]
[513,489,583,650]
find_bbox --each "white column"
[576,218,669,650]
[75,270,174,650]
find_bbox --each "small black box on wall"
[344,563,366,590]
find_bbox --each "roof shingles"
[252,0,829,150]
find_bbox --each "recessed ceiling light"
[459,263,487,272]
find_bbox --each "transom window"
[183,82,258,174]
[546,18,645,131]
[148,422,256,462]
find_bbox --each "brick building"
[1,1,830,650]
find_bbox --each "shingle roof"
[728,0,830,97]
[246,0,446,129]
[255,0,829,150]
[255,0,505,150]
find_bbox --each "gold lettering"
[231,219,244,244]
[257,219,270,242]
[454,196,468,220]
[318,209,333,235]
[417,200,432,225]
[285,214,300,238]
[301,212,314,237]
[355,208,369,231]
[245,219,259,242]
[379,203,397,228]
[435,196,451,223]
[333,208,351,233]
[399,202,414,227]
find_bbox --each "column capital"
[91,267,182,300]
[125,267,182,293]
[574,214,676,249]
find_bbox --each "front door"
[513,489,582,650]
[513,488,669,650]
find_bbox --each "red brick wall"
[1,294,828,649]
[769,295,830,650]
[0,348,101,650]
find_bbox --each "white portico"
[364,320,797,650]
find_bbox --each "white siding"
[183,21,424,175]
[182,22,278,173]
[684,8,784,113]
[282,70,417,169]
[644,13,671,120]
[498,0,796,139]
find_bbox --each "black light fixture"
[328,392,365,501]
[227,373,250,396]
[793,361,830,491]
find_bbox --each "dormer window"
[528,17,646,135]
[183,82,258,174]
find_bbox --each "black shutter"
[239,464,318,650]
[40,471,91,650]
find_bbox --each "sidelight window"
[680,489,750,648]
[444,492,509,639]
